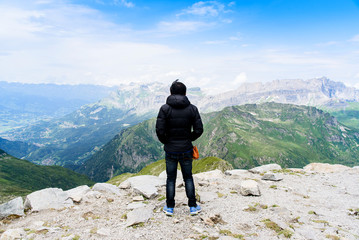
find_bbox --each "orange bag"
[193,146,199,159]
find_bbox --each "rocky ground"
[1,163,359,240]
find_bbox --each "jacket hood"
[166,94,191,109]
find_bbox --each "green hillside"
[196,102,359,169]
[107,156,233,186]
[80,102,359,182]
[77,118,163,182]
[0,150,94,204]
[322,102,359,129]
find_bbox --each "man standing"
[156,80,203,216]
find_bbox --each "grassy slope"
[322,102,359,129]
[0,150,94,204]
[107,156,233,186]
[195,103,359,169]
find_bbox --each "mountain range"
[80,102,359,182]
[1,77,358,178]
[0,81,117,133]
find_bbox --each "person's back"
[156,80,203,216]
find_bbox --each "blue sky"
[0,0,359,93]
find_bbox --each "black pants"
[165,151,197,208]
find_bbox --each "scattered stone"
[127,202,146,210]
[126,207,153,227]
[24,188,73,211]
[119,181,131,189]
[201,214,226,226]
[303,163,351,173]
[133,195,144,201]
[92,183,121,196]
[240,180,261,196]
[197,191,218,203]
[198,181,210,187]
[192,226,204,233]
[84,191,102,200]
[0,228,26,240]
[249,164,282,174]
[65,185,91,203]
[261,173,283,181]
[97,228,111,236]
[225,169,248,176]
[0,197,24,219]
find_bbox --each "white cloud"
[157,21,213,34]
[349,34,359,42]
[113,0,134,8]
[178,1,225,17]
[233,72,247,86]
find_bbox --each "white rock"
[0,228,26,240]
[249,164,282,174]
[197,191,218,203]
[119,181,131,189]
[240,180,261,196]
[0,197,24,219]
[303,163,351,173]
[125,175,166,199]
[24,188,73,211]
[224,169,248,176]
[126,175,166,188]
[194,169,224,180]
[133,184,158,199]
[126,202,146,210]
[65,185,91,203]
[261,173,283,181]
[97,228,111,236]
[126,207,153,227]
[92,183,121,196]
[84,191,102,200]
[133,195,144,201]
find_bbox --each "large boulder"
[240,180,261,196]
[92,183,121,196]
[303,163,351,173]
[65,185,91,203]
[194,169,225,180]
[249,164,282,174]
[126,207,153,227]
[0,197,24,219]
[123,175,166,199]
[261,173,283,181]
[24,188,73,211]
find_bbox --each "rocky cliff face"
[197,77,359,112]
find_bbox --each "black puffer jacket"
[156,94,203,153]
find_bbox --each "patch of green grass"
[219,229,244,239]
[312,220,329,226]
[244,205,257,212]
[270,185,278,189]
[326,235,340,240]
[158,195,166,201]
[279,229,293,238]
[261,219,282,233]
